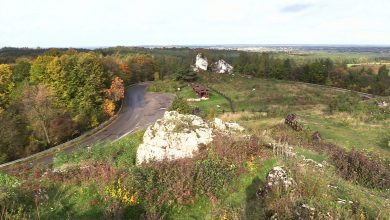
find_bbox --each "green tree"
[283,59,293,80]
[175,66,198,82]
[308,62,327,84]
[12,58,31,82]
[269,59,284,79]
[378,65,389,79]
[0,110,30,162]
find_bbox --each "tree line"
[0,49,160,163]
[232,52,390,96]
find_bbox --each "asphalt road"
[2,84,173,170]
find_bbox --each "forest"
[0,48,158,163]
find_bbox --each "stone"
[212,118,244,133]
[265,166,295,191]
[136,111,244,165]
[193,53,208,72]
[211,59,234,74]
[378,101,389,108]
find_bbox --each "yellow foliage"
[246,161,256,173]
[90,115,99,127]
[105,180,138,206]
[104,99,116,117]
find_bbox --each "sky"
[1,0,389,47]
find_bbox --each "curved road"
[1,84,174,171]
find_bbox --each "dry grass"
[220,111,253,121]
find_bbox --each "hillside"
[2,76,390,219]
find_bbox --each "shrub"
[0,172,21,201]
[169,96,193,114]
[211,134,264,165]
[324,143,390,189]
[328,93,362,113]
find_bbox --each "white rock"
[194,53,208,72]
[378,101,389,108]
[212,118,244,133]
[136,111,245,165]
[265,166,296,191]
[211,59,234,74]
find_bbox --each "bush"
[328,93,362,113]
[324,143,390,189]
[0,172,21,201]
[169,96,193,114]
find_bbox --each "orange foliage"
[106,77,125,102]
[120,64,129,74]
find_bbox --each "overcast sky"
[1,0,389,47]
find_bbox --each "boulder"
[136,111,244,164]
[194,53,208,72]
[265,166,295,191]
[378,101,389,108]
[212,118,244,133]
[211,59,234,74]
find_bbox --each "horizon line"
[2,43,390,50]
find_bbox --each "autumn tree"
[106,76,125,102]
[29,55,55,84]
[104,99,116,117]
[128,54,157,82]
[102,56,121,84]
[38,52,109,128]
[22,84,57,145]
[0,64,14,107]
[104,77,125,117]
[48,114,76,145]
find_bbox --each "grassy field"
[178,86,231,113]
[196,73,390,160]
[149,75,390,160]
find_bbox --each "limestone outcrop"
[136,111,244,164]
[211,59,234,74]
[193,53,208,72]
